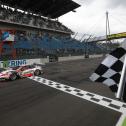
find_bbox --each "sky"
[59,0,126,39]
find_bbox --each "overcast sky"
[59,0,126,39]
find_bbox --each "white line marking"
[116,114,126,126]
[29,76,126,114]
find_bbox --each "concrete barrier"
[0,58,48,68]
[0,54,103,68]
[58,54,103,62]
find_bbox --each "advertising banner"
[2,31,15,41]
[0,59,42,68]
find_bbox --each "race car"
[0,64,43,81]
[0,68,18,81]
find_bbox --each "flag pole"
[116,54,126,100]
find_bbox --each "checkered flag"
[90,46,126,92]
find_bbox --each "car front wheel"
[34,70,41,76]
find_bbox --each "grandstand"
[0,0,106,60]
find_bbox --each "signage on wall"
[0,59,27,68]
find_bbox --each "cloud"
[73,0,94,5]
[59,0,126,39]
[106,0,126,8]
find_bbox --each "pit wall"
[0,54,103,68]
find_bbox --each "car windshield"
[0,68,6,72]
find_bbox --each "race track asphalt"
[0,57,121,126]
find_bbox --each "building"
[0,0,81,60]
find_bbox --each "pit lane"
[0,57,121,126]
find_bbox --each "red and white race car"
[0,64,43,81]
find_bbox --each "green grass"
[122,118,126,126]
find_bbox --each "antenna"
[106,11,111,50]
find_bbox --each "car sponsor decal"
[22,70,33,75]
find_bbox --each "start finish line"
[29,76,126,126]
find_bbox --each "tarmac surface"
[0,57,121,126]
